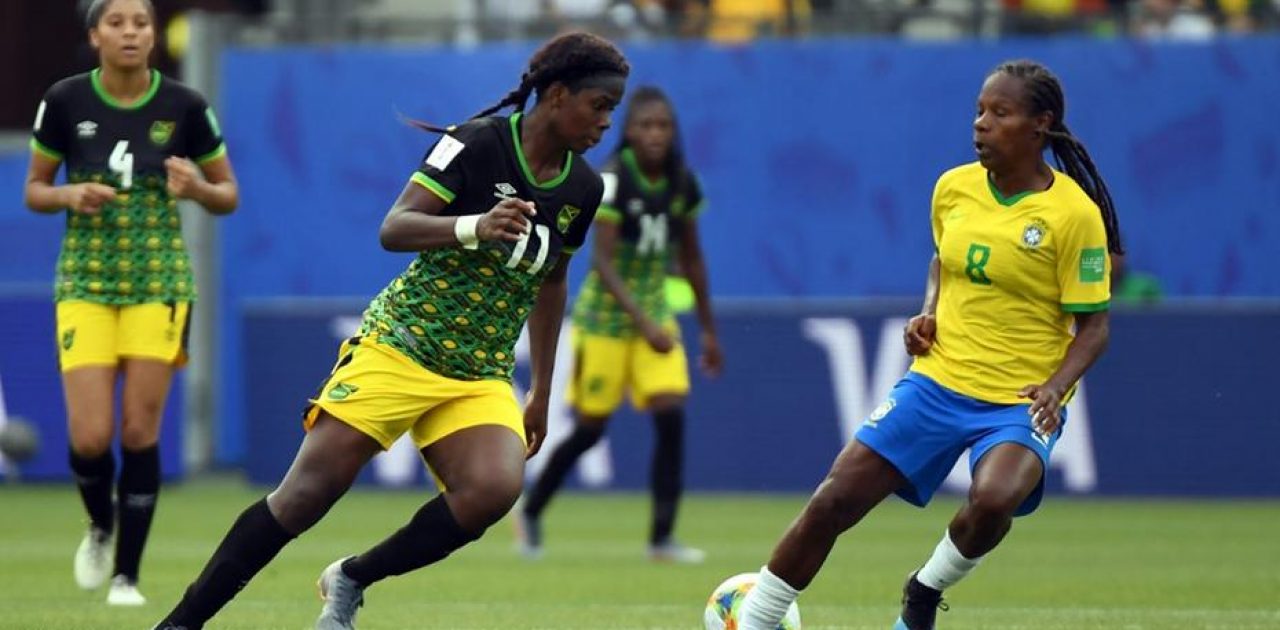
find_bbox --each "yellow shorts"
[304,336,525,451]
[55,300,191,372]
[565,326,690,416]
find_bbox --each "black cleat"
[892,571,948,630]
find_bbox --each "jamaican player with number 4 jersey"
[23,0,238,607]
[734,61,1123,630]
[519,87,722,564]
[154,32,629,630]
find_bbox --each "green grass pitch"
[1,480,1277,629]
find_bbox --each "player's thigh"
[630,327,690,411]
[853,373,969,508]
[807,439,904,522]
[968,412,1060,516]
[421,420,527,530]
[56,300,119,372]
[119,358,175,449]
[117,301,190,366]
[304,337,445,451]
[566,332,630,417]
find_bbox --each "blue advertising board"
[241,300,1280,497]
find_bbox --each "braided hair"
[994,60,1124,255]
[613,86,689,193]
[408,32,629,134]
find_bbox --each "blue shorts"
[854,371,1064,516]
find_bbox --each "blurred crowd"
[435,0,1277,41]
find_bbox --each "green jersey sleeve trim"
[411,172,456,203]
[596,205,623,223]
[509,113,572,189]
[30,137,63,161]
[685,199,708,218]
[1061,300,1110,313]
[194,143,227,165]
[562,246,579,254]
[91,68,162,110]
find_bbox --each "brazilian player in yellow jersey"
[155,33,629,630]
[23,0,239,607]
[735,60,1122,630]
[518,87,722,563]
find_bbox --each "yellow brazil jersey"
[912,162,1111,405]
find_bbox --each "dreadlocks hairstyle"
[86,0,157,31]
[407,32,629,134]
[613,86,690,193]
[994,60,1124,255]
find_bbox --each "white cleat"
[315,557,364,630]
[648,541,707,564]
[74,527,112,590]
[106,575,147,606]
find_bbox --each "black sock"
[523,422,604,519]
[69,447,115,535]
[160,498,295,627]
[341,494,480,586]
[114,444,160,581]
[650,407,685,545]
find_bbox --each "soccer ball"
[0,417,40,464]
[704,572,801,630]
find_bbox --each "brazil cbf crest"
[149,120,176,146]
[556,204,581,233]
[865,397,896,427]
[1021,218,1049,249]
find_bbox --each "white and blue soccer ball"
[704,572,801,630]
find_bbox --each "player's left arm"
[523,256,571,459]
[166,155,238,215]
[1020,206,1113,435]
[678,214,721,377]
[167,98,238,214]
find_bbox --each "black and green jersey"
[362,113,602,381]
[31,69,225,305]
[571,147,705,337]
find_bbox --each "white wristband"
[454,214,480,250]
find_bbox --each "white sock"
[738,566,800,630]
[915,530,982,591]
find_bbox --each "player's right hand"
[641,320,675,354]
[477,198,536,242]
[65,183,117,215]
[903,313,936,356]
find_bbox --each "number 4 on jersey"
[109,140,134,190]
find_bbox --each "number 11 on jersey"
[505,224,551,274]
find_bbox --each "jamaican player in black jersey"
[518,87,722,563]
[23,0,238,607]
[154,32,629,630]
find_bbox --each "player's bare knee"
[270,476,343,531]
[119,420,160,451]
[804,479,863,531]
[966,484,1022,520]
[68,420,114,456]
[448,473,522,529]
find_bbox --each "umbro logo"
[493,183,517,200]
[76,120,98,139]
